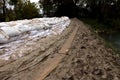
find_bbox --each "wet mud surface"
[45,20,120,80]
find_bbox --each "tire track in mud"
[33,19,79,80]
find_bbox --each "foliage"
[0,0,120,26]
[80,0,120,31]
[39,0,78,17]
[0,0,7,21]
[39,0,120,20]
[6,9,16,21]
[0,0,40,21]
[13,0,39,20]
[9,0,18,5]
[21,1,39,19]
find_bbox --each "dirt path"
[45,19,120,80]
[0,18,120,80]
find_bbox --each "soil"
[0,18,120,80]
[45,19,120,80]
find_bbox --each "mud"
[45,19,120,80]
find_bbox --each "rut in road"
[34,19,79,80]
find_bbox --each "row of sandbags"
[0,17,70,43]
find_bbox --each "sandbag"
[1,27,21,37]
[0,29,9,43]
[0,17,71,43]
[0,23,10,27]
[14,24,32,33]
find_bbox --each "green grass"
[79,18,119,33]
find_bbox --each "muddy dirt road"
[0,18,120,80]
[45,19,120,80]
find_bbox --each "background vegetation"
[0,0,39,21]
[0,0,120,31]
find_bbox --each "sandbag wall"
[0,17,70,43]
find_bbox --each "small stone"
[102,74,107,79]
[68,75,74,80]
[92,69,102,75]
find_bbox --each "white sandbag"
[42,23,51,30]
[30,24,43,30]
[30,23,50,30]
[30,30,51,39]
[0,23,10,27]
[15,24,32,33]
[0,16,70,44]
[0,30,9,43]
[1,27,21,37]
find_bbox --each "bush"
[21,1,39,19]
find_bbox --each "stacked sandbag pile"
[0,17,70,43]
[0,16,70,61]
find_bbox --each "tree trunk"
[2,0,6,21]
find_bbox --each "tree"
[9,0,39,20]
[21,1,39,19]
[39,0,80,17]
[0,0,7,21]
[39,0,54,16]
[2,0,6,19]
